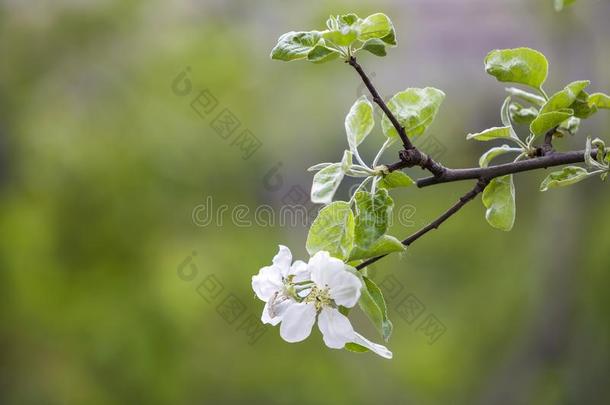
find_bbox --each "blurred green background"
[1,0,609,404]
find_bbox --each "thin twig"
[347,56,414,150]
[355,180,488,270]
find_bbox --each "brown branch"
[347,56,414,151]
[356,180,488,270]
[414,149,591,188]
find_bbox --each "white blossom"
[253,248,393,359]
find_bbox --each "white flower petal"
[317,307,355,349]
[353,332,393,359]
[327,270,361,308]
[251,265,283,301]
[309,251,362,308]
[273,245,293,277]
[261,298,293,326]
[289,260,310,283]
[279,302,316,343]
[309,251,345,286]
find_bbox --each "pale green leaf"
[271,31,322,61]
[529,109,573,137]
[360,38,387,56]
[345,96,374,151]
[378,171,415,189]
[467,126,513,141]
[307,162,333,172]
[323,14,359,46]
[307,42,339,63]
[479,145,520,168]
[381,87,445,139]
[540,166,590,191]
[311,163,344,204]
[353,189,393,250]
[505,87,546,107]
[485,48,549,90]
[306,201,355,260]
[341,150,353,172]
[539,80,590,114]
[358,13,393,41]
[358,276,393,341]
[557,116,580,137]
[509,102,539,124]
[348,235,405,261]
[482,175,516,231]
[589,92,610,109]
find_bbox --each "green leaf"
[323,14,359,46]
[358,276,393,341]
[505,87,546,107]
[378,171,415,189]
[306,201,355,260]
[348,235,405,261]
[466,126,513,141]
[358,13,393,41]
[509,102,539,124]
[345,96,374,151]
[529,109,573,137]
[554,0,576,12]
[556,116,580,137]
[484,48,549,90]
[539,80,590,114]
[340,150,353,172]
[381,87,445,139]
[310,164,344,204]
[271,31,322,61]
[540,166,590,191]
[482,175,516,231]
[589,92,610,109]
[353,189,393,250]
[307,162,333,172]
[360,38,387,56]
[479,145,520,168]
[307,42,339,63]
[344,342,369,353]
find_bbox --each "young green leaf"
[378,171,415,189]
[466,126,513,141]
[482,175,516,231]
[306,201,355,260]
[556,116,581,137]
[381,87,445,139]
[311,164,344,204]
[529,110,573,137]
[307,162,333,172]
[271,31,323,61]
[358,13,393,41]
[484,48,549,91]
[345,96,375,151]
[348,235,405,261]
[540,166,590,191]
[505,87,546,107]
[539,80,590,114]
[509,102,539,124]
[589,92,610,109]
[323,14,359,46]
[358,276,393,341]
[307,42,339,63]
[353,189,393,250]
[479,145,521,168]
[360,38,387,56]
